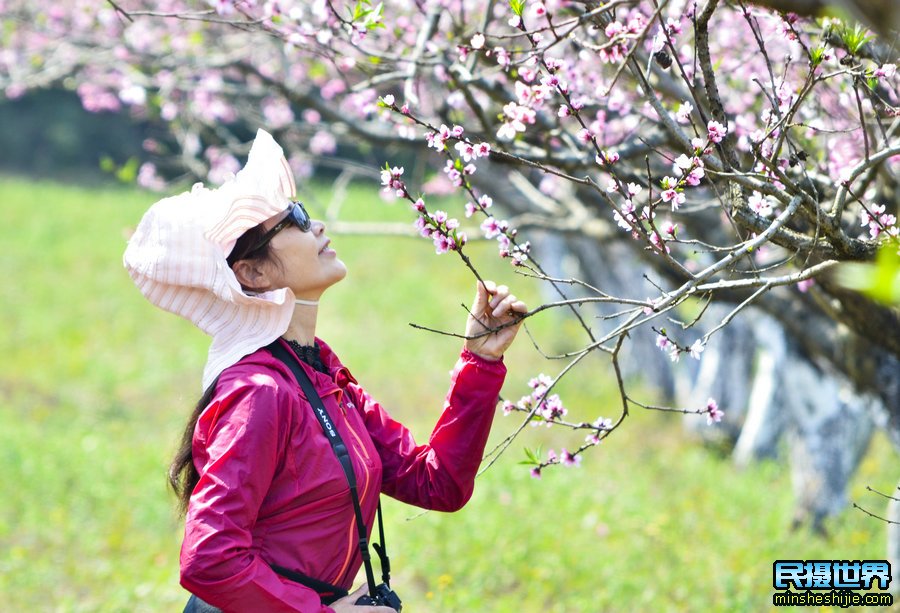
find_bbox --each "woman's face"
[259,210,348,300]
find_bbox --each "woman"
[124,130,526,612]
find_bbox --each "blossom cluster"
[861,204,899,239]
[502,373,569,427]
[411,201,468,255]
[380,165,406,197]
[9,0,900,481]
[655,329,705,363]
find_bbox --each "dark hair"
[168,223,273,515]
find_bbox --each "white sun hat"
[124,129,298,390]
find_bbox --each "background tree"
[3,0,898,569]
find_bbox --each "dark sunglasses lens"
[291,203,311,231]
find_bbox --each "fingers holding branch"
[464,280,527,360]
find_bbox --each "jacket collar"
[313,337,358,387]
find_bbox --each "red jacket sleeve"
[179,372,333,613]
[354,348,507,512]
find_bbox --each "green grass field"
[0,176,895,612]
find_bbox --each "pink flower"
[495,47,511,68]
[137,162,166,191]
[649,231,670,254]
[614,200,636,231]
[601,149,620,164]
[668,345,681,362]
[529,373,552,394]
[861,203,898,238]
[797,278,815,293]
[502,400,516,416]
[655,333,671,351]
[748,191,773,217]
[455,141,477,162]
[443,160,463,187]
[673,154,693,172]
[706,398,723,425]
[661,220,678,238]
[686,166,705,186]
[689,340,705,359]
[208,0,234,16]
[433,233,453,254]
[413,217,433,238]
[480,217,508,239]
[605,21,625,38]
[426,129,447,151]
[470,33,485,50]
[530,467,542,479]
[577,128,593,144]
[206,147,240,185]
[707,120,728,144]
[661,187,685,210]
[478,194,493,209]
[309,130,337,156]
[874,64,896,79]
[664,17,683,36]
[775,82,795,113]
[594,416,613,430]
[539,394,566,421]
[675,100,692,124]
[412,198,426,212]
[380,166,405,195]
[561,449,581,467]
[541,74,560,90]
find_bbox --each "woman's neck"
[282,304,318,346]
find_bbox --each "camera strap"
[267,341,392,598]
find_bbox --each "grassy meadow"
[0,176,896,612]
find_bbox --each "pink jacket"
[179,338,506,612]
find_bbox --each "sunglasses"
[233,201,311,261]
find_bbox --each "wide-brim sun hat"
[124,129,298,390]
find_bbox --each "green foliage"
[835,244,900,305]
[100,155,140,184]
[0,89,151,183]
[809,45,826,68]
[509,0,526,18]
[0,177,894,612]
[520,445,543,466]
[835,22,875,55]
[350,0,385,31]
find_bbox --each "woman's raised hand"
[463,280,527,361]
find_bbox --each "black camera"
[355,583,402,611]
